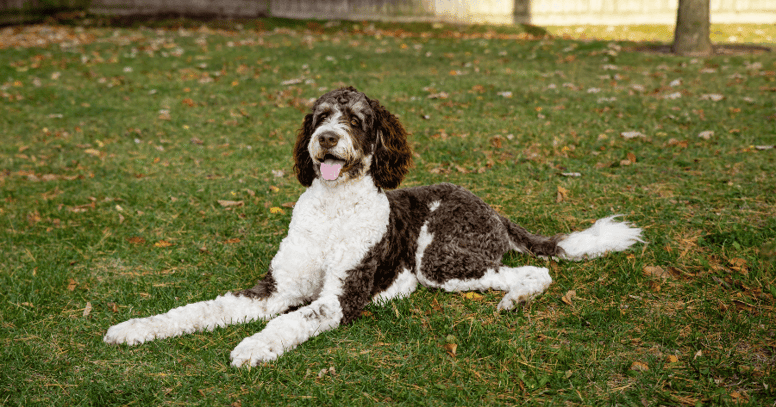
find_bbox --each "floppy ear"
[293,113,316,187]
[370,99,412,190]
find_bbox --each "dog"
[104,86,643,367]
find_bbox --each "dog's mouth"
[319,154,347,181]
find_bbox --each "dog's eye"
[318,113,328,121]
[350,117,360,127]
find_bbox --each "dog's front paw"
[230,332,288,367]
[104,318,155,345]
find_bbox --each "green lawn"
[1,18,775,406]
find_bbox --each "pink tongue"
[321,161,343,180]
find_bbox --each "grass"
[1,17,775,406]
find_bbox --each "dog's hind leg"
[413,211,552,311]
[417,264,552,311]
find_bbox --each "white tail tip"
[557,215,645,261]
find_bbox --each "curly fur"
[104,87,644,367]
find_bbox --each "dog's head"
[293,86,412,190]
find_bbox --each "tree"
[672,0,713,56]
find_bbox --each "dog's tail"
[502,215,644,260]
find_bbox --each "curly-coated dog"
[104,86,643,367]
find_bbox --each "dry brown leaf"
[154,240,174,248]
[728,258,748,274]
[67,279,77,291]
[82,302,92,317]
[223,238,241,244]
[218,200,244,208]
[643,265,671,279]
[443,343,458,357]
[556,186,569,203]
[561,290,576,305]
[281,202,296,208]
[666,355,679,363]
[627,152,637,163]
[128,236,146,245]
[630,361,649,371]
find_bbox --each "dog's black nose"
[317,132,340,149]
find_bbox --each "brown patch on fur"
[233,268,277,299]
[293,113,316,187]
[370,99,413,190]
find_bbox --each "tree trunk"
[672,0,713,56]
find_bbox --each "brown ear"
[370,100,412,190]
[293,113,316,187]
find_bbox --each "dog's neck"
[305,174,384,215]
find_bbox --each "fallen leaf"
[269,186,280,192]
[128,236,146,245]
[316,366,336,378]
[443,343,458,357]
[667,138,688,148]
[663,92,682,100]
[270,207,285,215]
[556,186,569,203]
[630,361,649,372]
[728,258,748,274]
[627,152,637,163]
[462,292,483,300]
[223,238,241,244]
[281,202,296,208]
[698,130,714,140]
[154,240,174,248]
[643,266,671,279]
[561,289,576,305]
[82,302,92,317]
[67,279,77,291]
[218,200,244,208]
[700,93,724,101]
[666,355,679,363]
[621,131,646,139]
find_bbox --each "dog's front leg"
[229,296,346,366]
[230,262,375,367]
[104,290,294,346]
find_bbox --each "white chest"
[269,178,390,298]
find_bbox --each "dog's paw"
[230,332,288,367]
[103,318,155,345]
[497,267,552,311]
